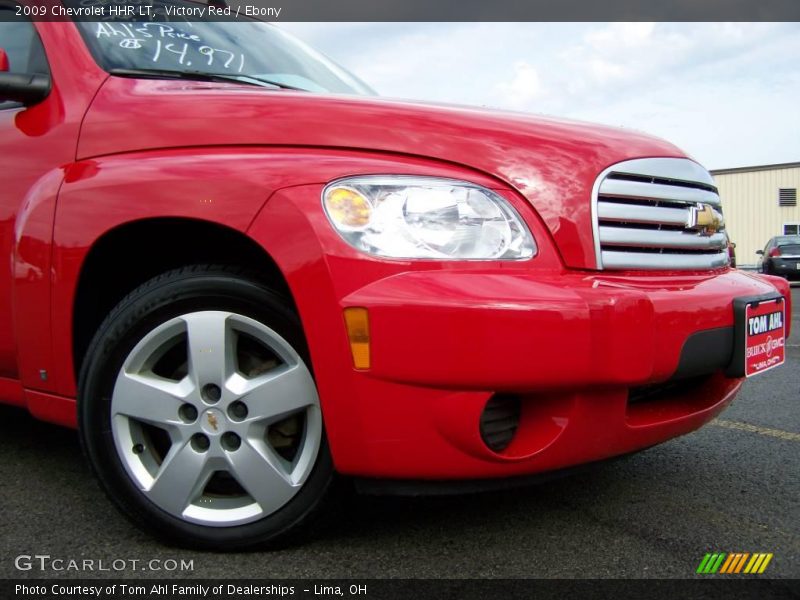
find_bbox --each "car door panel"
[0,14,79,390]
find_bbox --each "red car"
[0,5,791,549]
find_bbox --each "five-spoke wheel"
[79,267,334,549]
[112,310,322,526]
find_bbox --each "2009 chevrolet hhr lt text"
[0,2,791,549]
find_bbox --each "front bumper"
[332,270,789,480]
[348,270,781,389]
[251,185,791,482]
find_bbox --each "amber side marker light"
[343,307,370,369]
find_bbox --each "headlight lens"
[322,176,536,260]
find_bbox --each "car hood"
[79,78,689,268]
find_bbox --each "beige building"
[711,161,800,268]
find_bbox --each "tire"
[78,265,334,550]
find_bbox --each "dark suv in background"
[758,235,800,279]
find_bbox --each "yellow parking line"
[711,419,800,443]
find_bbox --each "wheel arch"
[71,217,294,384]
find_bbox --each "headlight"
[322,176,536,260]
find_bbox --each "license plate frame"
[726,294,786,378]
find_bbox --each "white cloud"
[493,62,544,109]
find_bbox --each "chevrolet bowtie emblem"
[207,413,219,431]
[687,203,724,236]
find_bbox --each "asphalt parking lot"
[1,286,798,581]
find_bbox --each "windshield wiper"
[108,68,308,91]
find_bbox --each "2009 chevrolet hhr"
[0,1,790,549]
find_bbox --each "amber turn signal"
[324,186,373,229]
[343,307,370,369]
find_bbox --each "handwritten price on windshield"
[145,40,245,71]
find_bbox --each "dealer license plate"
[743,297,786,377]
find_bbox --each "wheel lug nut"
[201,384,222,404]
[192,433,210,452]
[228,401,248,421]
[221,432,241,451]
[179,404,198,422]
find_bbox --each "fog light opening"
[480,393,521,453]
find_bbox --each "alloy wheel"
[110,310,322,527]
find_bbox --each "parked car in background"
[757,236,800,279]
[0,3,792,549]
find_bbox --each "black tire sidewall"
[78,269,334,550]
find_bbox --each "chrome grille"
[592,158,730,270]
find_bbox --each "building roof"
[710,161,800,175]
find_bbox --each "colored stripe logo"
[697,552,773,574]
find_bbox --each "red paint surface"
[0,22,791,479]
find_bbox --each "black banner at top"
[3,0,800,22]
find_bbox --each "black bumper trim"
[673,327,734,380]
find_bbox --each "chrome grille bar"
[597,203,688,226]
[599,227,728,250]
[601,250,730,271]
[608,157,716,187]
[591,158,729,271]
[599,179,721,207]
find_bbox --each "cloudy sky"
[280,22,800,171]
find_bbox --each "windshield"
[776,236,800,245]
[71,2,374,95]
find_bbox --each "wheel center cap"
[200,408,225,435]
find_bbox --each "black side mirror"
[0,47,50,105]
[755,250,764,255]
[0,71,50,105]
